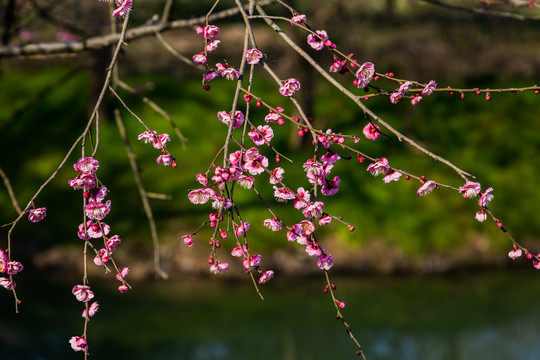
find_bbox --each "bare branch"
[418,0,540,21]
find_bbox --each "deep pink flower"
[231,244,248,257]
[0,249,7,273]
[303,159,324,176]
[478,187,494,207]
[508,248,522,260]
[6,261,23,275]
[72,285,94,302]
[329,59,342,72]
[156,154,174,166]
[76,157,99,174]
[317,254,334,270]
[269,167,284,185]
[28,207,47,223]
[203,25,220,40]
[321,152,341,165]
[188,188,217,204]
[235,222,250,237]
[355,62,375,88]
[153,133,170,149]
[422,80,437,96]
[182,235,193,247]
[84,200,111,221]
[106,235,121,252]
[279,78,301,97]
[367,158,390,177]
[245,49,263,64]
[397,81,412,96]
[302,201,324,218]
[460,181,482,199]
[318,215,333,226]
[210,262,229,274]
[217,110,244,129]
[258,270,274,284]
[363,123,381,140]
[78,220,110,240]
[82,302,99,318]
[390,92,402,104]
[112,0,132,17]
[243,254,262,269]
[204,70,219,82]
[273,186,296,202]
[417,180,437,196]
[0,277,14,290]
[138,130,157,144]
[68,173,96,190]
[69,336,87,352]
[248,125,274,146]
[116,267,129,281]
[321,176,340,196]
[290,14,306,26]
[293,187,310,209]
[264,112,281,123]
[206,40,221,52]
[237,175,254,189]
[221,67,241,80]
[93,249,109,266]
[411,96,422,105]
[307,30,328,51]
[305,244,322,257]
[263,218,282,231]
[383,171,402,183]
[118,284,129,293]
[192,52,207,65]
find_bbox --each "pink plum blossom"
[367,158,390,177]
[231,244,248,257]
[106,235,121,252]
[273,186,296,202]
[0,249,7,272]
[203,25,220,39]
[321,176,340,196]
[307,30,328,51]
[118,284,129,293]
[93,249,109,266]
[217,110,244,129]
[82,302,99,318]
[258,270,274,284]
[422,80,437,96]
[204,70,219,82]
[188,188,217,204]
[235,222,250,237]
[78,220,110,240]
[156,154,174,166]
[355,62,375,88]
[0,277,14,290]
[264,112,282,123]
[302,201,324,218]
[84,200,111,221]
[72,285,94,302]
[112,0,132,17]
[317,254,334,270]
[196,174,208,186]
[245,49,263,64]
[192,52,207,65]
[411,96,422,105]
[263,218,283,231]
[303,159,324,176]
[248,125,274,146]
[475,210,487,222]
[294,187,310,209]
[478,187,494,207]
[269,167,284,185]
[182,235,193,247]
[417,180,437,196]
[318,215,333,226]
[279,78,301,97]
[116,267,129,281]
[290,14,306,25]
[508,248,522,260]
[321,152,341,165]
[221,67,241,80]
[243,254,262,269]
[206,40,221,52]
[305,244,322,257]
[383,171,402,183]
[237,175,254,189]
[28,207,47,222]
[459,181,482,199]
[329,59,342,72]
[69,336,87,352]
[68,173,96,190]
[397,81,413,96]
[76,157,99,174]
[138,130,157,144]
[210,262,229,274]
[6,261,23,275]
[363,123,381,140]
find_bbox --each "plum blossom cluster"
[138,130,176,167]
[0,249,23,290]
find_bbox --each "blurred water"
[1,269,539,360]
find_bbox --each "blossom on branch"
[355,62,375,88]
[28,207,47,222]
[459,181,482,199]
[307,30,329,51]
[245,49,263,64]
[363,123,381,140]
[72,285,94,302]
[367,158,390,177]
[69,336,87,352]
[279,78,301,97]
[112,0,132,18]
[417,180,437,196]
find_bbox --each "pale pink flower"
[72,285,94,302]
[237,175,254,189]
[6,261,23,275]
[138,130,157,144]
[244,155,268,176]
[116,267,129,281]
[217,110,244,129]
[188,188,217,205]
[273,186,296,202]
[76,157,99,174]
[355,62,375,88]
[82,301,99,318]
[153,133,170,149]
[390,93,402,104]
[235,222,250,237]
[422,80,437,96]
[95,186,108,202]
[290,14,306,25]
[206,39,221,52]
[248,125,274,146]
[156,154,174,166]
[78,220,110,240]
[383,171,402,183]
[307,30,328,51]
[93,249,109,266]
[302,201,324,218]
[317,254,334,270]
[269,167,284,184]
[318,215,333,226]
[222,67,241,80]
[411,96,422,105]
[231,244,248,257]
[263,218,282,231]
[118,284,129,293]
[210,262,229,274]
[192,52,207,65]
[279,78,301,97]
[0,277,14,290]
[258,270,274,284]
[397,81,412,96]
[69,336,87,352]
[475,210,487,222]
[508,248,522,260]
[84,200,111,221]
[0,249,7,272]
[305,244,322,257]
[459,181,482,199]
[112,0,132,17]
[106,235,121,252]
[478,187,494,207]
[195,173,208,186]
[243,254,262,269]
[363,123,381,140]
[264,112,281,123]
[417,180,437,196]
[321,176,340,196]
[245,49,263,64]
[294,187,310,209]
[367,158,390,177]
[303,159,324,176]
[68,173,96,190]
[203,25,220,39]
[292,220,315,236]
[28,207,47,222]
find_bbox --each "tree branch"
[418,0,540,21]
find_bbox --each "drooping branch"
[418,0,540,21]
[0,0,275,59]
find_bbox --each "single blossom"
[411,96,422,105]
[273,186,296,202]
[6,261,23,275]
[192,52,207,65]
[221,67,241,80]
[367,158,390,177]
[317,254,334,270]
[106,235,121,252]
[258,270,274,284]
[307,30,329,51]
[248,125,274,146]
[459,181,482,199]
[294,187,311,209]
[302,201,324,219]
[236,175,255,189]
[28,207,47,222]
[182,235,193,247]
[84,200,111,221]
[188,188,217,205]
[217,110,244,129]
[363,123,381,140]
[203,25,220,39]
[290,14,306,25]
[69,336,87,352]
[76,157,99,174]
[156,154,174,166]
[68,173,96,190]
[116,267,129,281]
[78,220,110,240]
[383,171,402,183]
[206,39,221,52]
[204,70,219,82]
[72,285,94,302]
[118,284,129,293]
[478,187,494,207]
[235,222,250,237]
[417,180,437,196]
[422,80,437,96]
[321,176,340,196]
[475,210,487,222]
[231,244,248,257]
[263,218,283,231]
[355,62,375,88]
[82,302,99,318]
[396,81,413,96]
[243,254,262,269]
[0,277,14,290]
[112,0,132,17]
[138,130,157,144]
[269,167,284,185]
[305,244,322,257]
[318,215,333,226]
[245,48,263,64]
[0,249,7,272]
[279,78,301,97]
[153,133,171,149]
[508,248,522,260]
[210,262,229,274]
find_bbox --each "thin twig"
[0,166,22,215]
